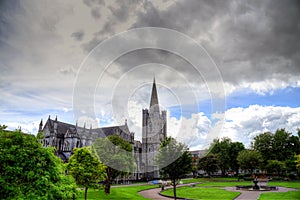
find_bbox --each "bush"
[238,174,244,180]
[271,177,283,181]
[243,177,254,181]
[286,173,297,180]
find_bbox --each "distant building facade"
[40,78,166,180]
[39,116,134,162]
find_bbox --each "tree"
[266,160,285,175]
[273,129,293,161]
[155,137,193,200]
[252,132,274,164]
[0,129,77,199]
[67,147,106,200]
[92,134,134,194]
[229,142,245,175]
[295,154,300,171]
[237,150,262,173]
[210,137,244,175]
[209,138,230,175]
[198,154,220,176]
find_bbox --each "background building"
[40,78,166,180]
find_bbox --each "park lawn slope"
[196,181,254,187]
[161,187,240,200]
[78,185,156,200]
[267,181,300,189]
[259,190,300,200]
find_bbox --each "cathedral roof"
[44,117,132,142]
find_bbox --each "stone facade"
[40,116,134,162]
[142,78,167,179]
[40,78,166,180]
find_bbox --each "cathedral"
[142,78,167,179]
[40,78,166,180]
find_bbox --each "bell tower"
[142,77,167,179]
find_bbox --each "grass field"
[77,179,300,200]
[181,177,238,184]
[77,185,156,200]
[161,187,240,200]
[259,190,300,200]
[267,181,300,189]
[196,181,255,187]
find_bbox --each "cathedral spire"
[150,77,159,110]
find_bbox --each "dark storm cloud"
[91,8,101,19]
[83,0,105,7]
[82,0,300,86]
[71,30,85,41]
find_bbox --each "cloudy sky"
[1,0,300,149]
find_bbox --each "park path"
[225,186,298,200]
[139,187,173,199]
[139,183,200,199]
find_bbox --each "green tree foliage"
[295,154,300,171]
[237,150,262,173]
[229,142,245,174]
[266,160,285,175]
[210,137,245,175]
[67,147,106,200]
[0,124,7,131]
[252,132,274,162]
[253,129,300,171]
[198,154,220,176]
[155,137,193,200]
[0,129,77,200]
[92,134,134,194]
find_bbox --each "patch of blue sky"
[226,86,300,109]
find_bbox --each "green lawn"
[78,185,157,200]
[259,190,300,200]
[77,180,300,200]
[267,181,300,189]
[196,181,254,187]
[161,187,240,200]
[182,177,238,184]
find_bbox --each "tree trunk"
[105,168,111,194]
[173,180,176,200]
[105,182,111,194]
[84,187,88,200]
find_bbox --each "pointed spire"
[150,77,159,109]
[39,119,43,126]
[55,115,57,121]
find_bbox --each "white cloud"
[168,112,212,150]
[5,121,40,135]
[220,105,300,147]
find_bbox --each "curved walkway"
[139,187,172,200]
[140,184,298,200]
[225,186,298,200]
[139,183,199,200]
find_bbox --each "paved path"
[139,187,173,199]
[139,183,199,199]
[225,186,298,200]
[140,184,298,200]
